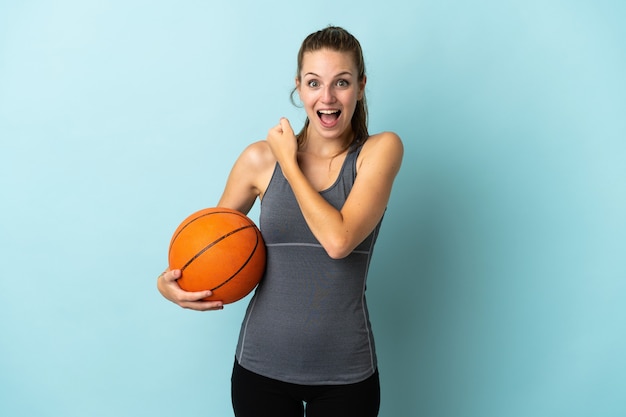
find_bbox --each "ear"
[294,77,304,103]
[358,75,367,100]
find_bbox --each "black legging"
[231,360,380,417]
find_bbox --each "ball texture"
[168,207,266,304]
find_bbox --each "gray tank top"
[235,144,382,385]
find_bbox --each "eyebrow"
[303,71,354,78]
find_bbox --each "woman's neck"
[301,126,353,158]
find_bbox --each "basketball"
[168,207,266,304]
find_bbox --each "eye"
[307,80,320,88]
[336,79,350,88]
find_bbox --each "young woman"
[157,26,403,417]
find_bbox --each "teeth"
[318,110,339,114]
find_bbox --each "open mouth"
[317,109,341,126]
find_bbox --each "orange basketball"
[168,207,266,304]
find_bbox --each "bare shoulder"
[218,141,277,211]
[358,131,404,173]
[239,140,276,171]
[364,131,403,152]
[235,140,276,199]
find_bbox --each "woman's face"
[296,48,366,143]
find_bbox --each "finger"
[279,117,294,135]
[161,269,181,282]
[270,122,284,135]
[180,292,224,311]
[181,300,225,311]
[179,289,215,302]
[180,302,224,311]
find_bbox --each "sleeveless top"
[235,144,383,385]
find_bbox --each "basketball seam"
[169,209,251,252]
[179,224,256,273]
[209,228,261,292]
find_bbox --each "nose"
[321,85,336,103]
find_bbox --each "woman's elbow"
[323,236,354,259]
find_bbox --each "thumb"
[165,269,181,281]
[279,117,294,135]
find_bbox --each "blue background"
[1,1,625,416]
